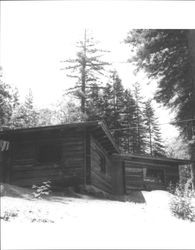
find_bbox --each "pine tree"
[0,77,13,129]
[121,89,137,153]
[152,123,166,157]
[10,89,39,128]
[143,99,165,156]
[36,108,56,126]
[55,99,86,124]
[99,71,125,148]
[112,72,125,147]
[133,82,147,154]
[125,29,195,185]
[85,83,104,121]
[63,30,109,116]
[101,83,113,125]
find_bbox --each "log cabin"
[0,121,191,195]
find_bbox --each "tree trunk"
[187,30,195,188]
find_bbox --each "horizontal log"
[11,176,62,187]
[126,187,144,192]
[62,143,84,149]
[62,151,84,157]
[126,182,144,187]
[125,171,143,175]
[14,133,83,142]
[125,170,143,175]
[12,159,35,165]
[61,161,83,166]
[125,178,143,183]
[12,164,35,170]
[12,170,62,181]
[12,164,83,175]
[125,172,143,177]
[62,147,84,153]
[11,173,84,186]
[125,167,143,171]
[126,184,144,189]
[14,152,35,157]
[13,139,83,151]
[12,165,60,172]
[166,172,179,177]
[126,176,143,181]
[125,160,177,169]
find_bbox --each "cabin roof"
[113,153,192,165]
[0,121,119,154]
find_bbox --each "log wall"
[90,136,112,193]
[123,160,179,193]
[124,161,144,192]
[10,131,85,188]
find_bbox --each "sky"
[1,1,195,140]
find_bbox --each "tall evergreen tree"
[125,30,193,130]
[55,98,86,124]
[85,83,104,121]
[63,30,109,116]
[121,89,137,153]
[100,83,113,125]
[125,29,195,184]
[110,71,124,145]
[10,89,39,128]
[133,82,147,154]
[100,71,125,148]
[36,108,56,127]
[0,77,13,129]
[143,100,165,156]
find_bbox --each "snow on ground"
[1,185,195,249]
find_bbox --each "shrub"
[32,180,52,199]
[169,182,195,222]
[0,210,19,221]
[31,218,54,223]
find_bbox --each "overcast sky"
[1,1,195,140]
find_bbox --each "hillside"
[1,184,195,249]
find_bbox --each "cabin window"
[38,144,61,164]
[97,150,106,174]
[145,168,165,183]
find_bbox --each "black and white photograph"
[0,1,195,249]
